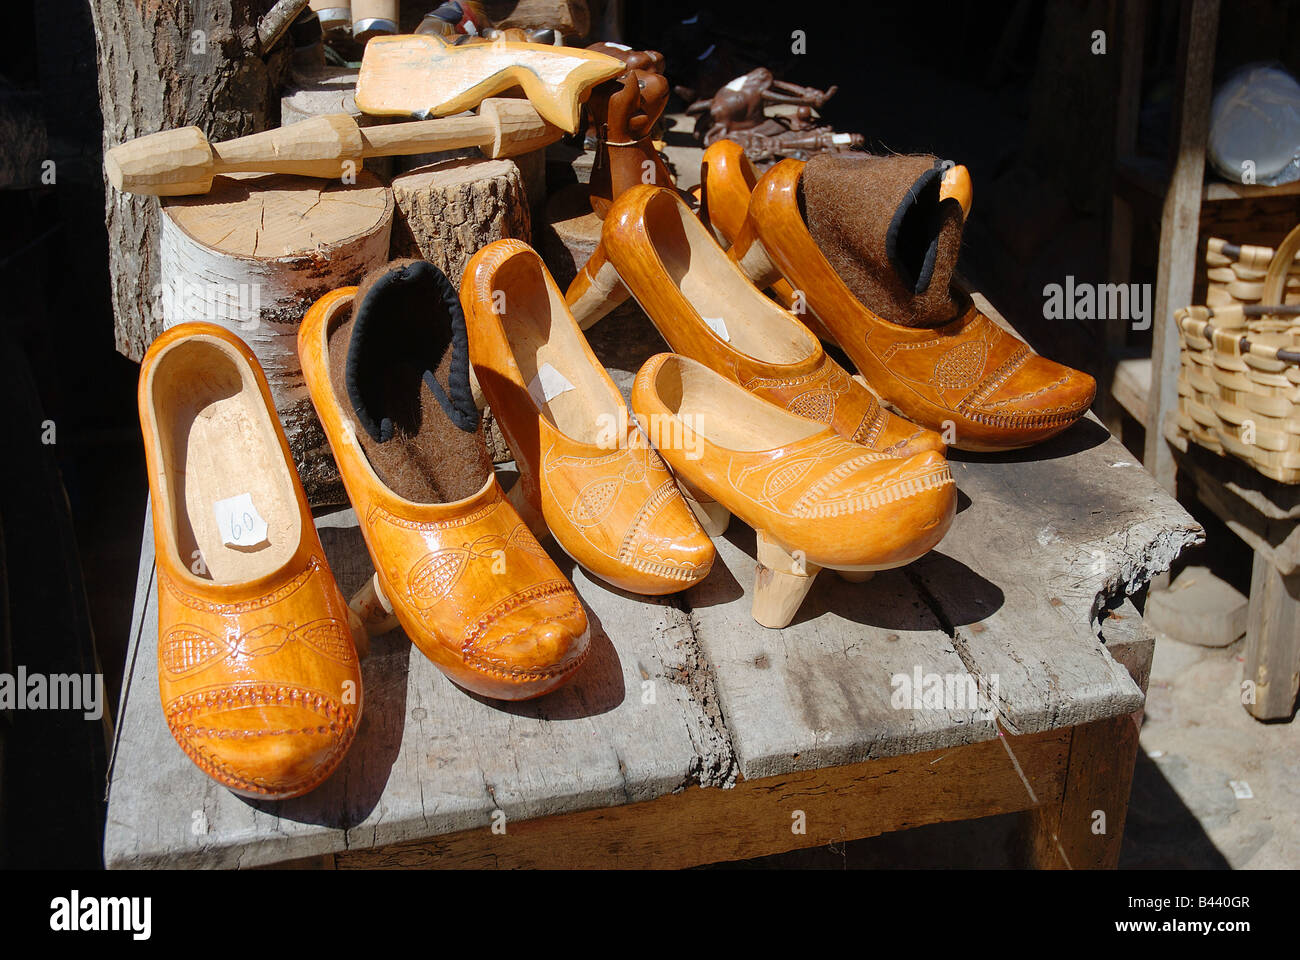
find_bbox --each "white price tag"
[528,362,576,408]
[214,493,269,548]
[701,316,731,342]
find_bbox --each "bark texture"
[88,0,290,360]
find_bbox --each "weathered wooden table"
[104,304,1200,869]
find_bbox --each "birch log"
[88,0,290,361]
[159,172,394,505]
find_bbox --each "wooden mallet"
[104,98,559,197]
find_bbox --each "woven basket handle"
[1261,222,1300,304]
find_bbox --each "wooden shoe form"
[463,239,715,595]
[734,159,1095,451]
[579,184,945,458]
[139,323,363,800]
[298,287,591,700]
[630,353,957,628]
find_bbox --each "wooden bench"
[103,305,1200,870]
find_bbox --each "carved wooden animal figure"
[691,68,838,142]
[586,67,675,218]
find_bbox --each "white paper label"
[724,75,748,92]
[701,316,730,341]
[214,493,269,548]
[832,132,852,144]
[528,362,576,408]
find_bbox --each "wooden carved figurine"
[585,61,675,219]
[687,68,863,163]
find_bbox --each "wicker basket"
[1177,224,1300,483]
[1205,235,1300,308]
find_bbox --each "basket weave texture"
[1177,224,1300,483]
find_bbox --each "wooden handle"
[105,100,559,196]
[1262,222,1300,305]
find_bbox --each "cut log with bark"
[159,172,394,505]
[88,0,293,361]
[389,157,531,283]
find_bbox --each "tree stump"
[159,172,394,505]
[390,157,531,282]
[88,0,291,361]
[390,158,533,465]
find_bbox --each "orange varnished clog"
[138,323,363,799]
[732,159,1094,451]
[631,353,956,628]
[298,268,590,701]
[569,185,944,458]
[463,239,715,595]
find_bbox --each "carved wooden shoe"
[298,262,590,701]
[732,159,1095,451]
[138,323,363,800]
[463,239,715,595]
[630,353,957,628]
[571,184,945,458]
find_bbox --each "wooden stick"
[258,0,311,51]
[105,99,560,196]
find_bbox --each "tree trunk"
[88,0,291,361]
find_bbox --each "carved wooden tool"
[355,33,623,133]
[104,99,559,196]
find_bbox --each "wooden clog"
[631,353,957,628]
[732,159,1095,451]
[463,239,715,595]
[570,185,945,458]
[298,266,590,701]
[138,322,363,799]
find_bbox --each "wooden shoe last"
[138,323,363,799]
[631,353,957,627]
[463,239,715,595]
[298,267,590,701]
[732,159,1095,451]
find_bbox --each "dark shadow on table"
[245,525,411,829]
[456,600,626,721]
[948,415,1111,464]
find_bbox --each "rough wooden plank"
[103,504,730,869]
[1243,552,1300,721]
[1110,356,1150,426]
[1168,436,1300,574]
[686,529,998,781]
[908,413,1199,736]
[334,727,1071,869]
[1020,596,1152,869]
[1143,0,1220,491]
